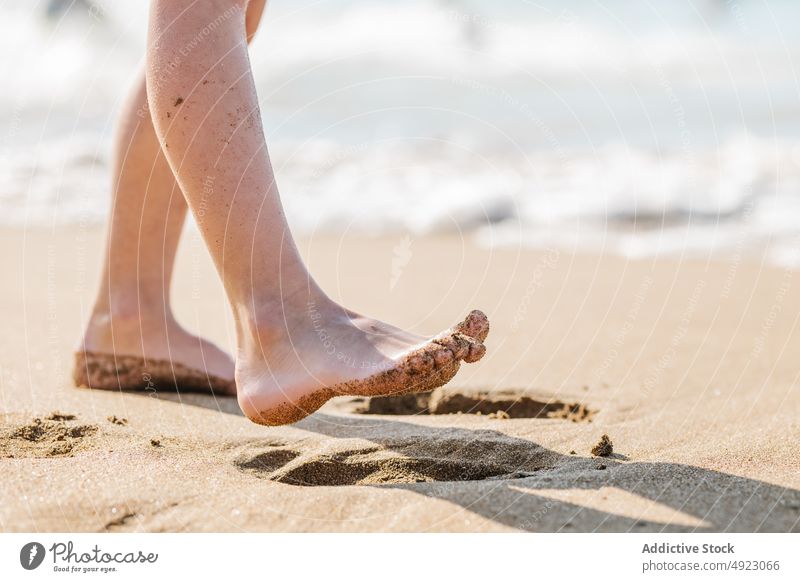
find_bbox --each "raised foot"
[237,310,490,426]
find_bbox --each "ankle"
[85,301,176,338]
[237,292,339,347]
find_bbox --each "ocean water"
[3,0,800,265]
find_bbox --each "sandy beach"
[1,225,798,532]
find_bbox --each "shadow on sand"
[143,392,800,532]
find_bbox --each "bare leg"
[75,1,267,395]
[146,0,488,424]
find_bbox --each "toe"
[424,359,461,391]
[464,340,486,363]
[407,353,426,374]
[436,334,469,360]
[456,310,490,342]
[408,352,435,374]
[432,347,455,368]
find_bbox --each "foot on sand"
[237,309,490,426]
[73,311,235,395]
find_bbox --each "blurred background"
[2,0,800,265]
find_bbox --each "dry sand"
[1,226,799,532]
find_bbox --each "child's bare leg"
[76,1,267,394]
[146,0,488,424]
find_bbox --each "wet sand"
[1,226,798,532]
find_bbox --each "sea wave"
[4,132,800,265]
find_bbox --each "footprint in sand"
[340,386,597,422]
[232,433,557,486]
[0,415,98,458]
